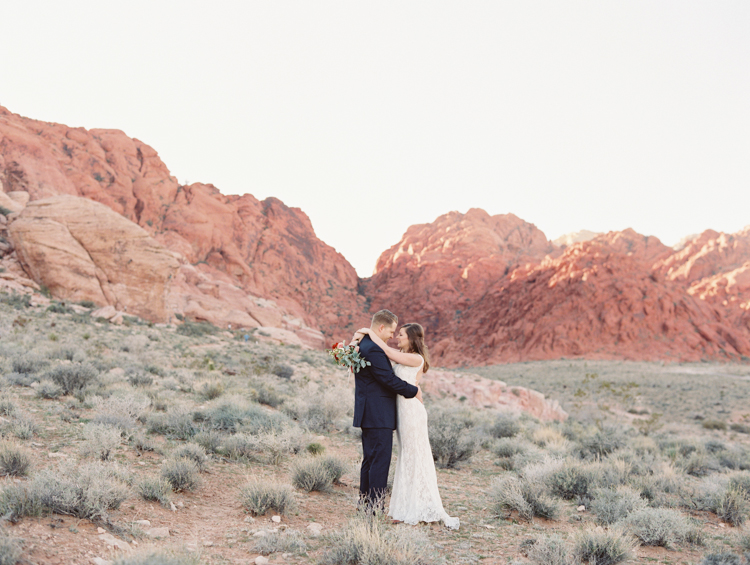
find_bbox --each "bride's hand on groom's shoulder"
[350,328,368,344]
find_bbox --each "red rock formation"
[8,196,180,321]
[434,236,750,365]
[422,369,567,421]
[4,104,750,366]
[362,208,554,342]
[654,227,750,285]
[0,106,364,341]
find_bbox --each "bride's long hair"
[401,323,430,373]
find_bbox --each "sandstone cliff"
[370,220,750,366]
[362,208,554,344]
[3,104,750,366]
[0,106,363,344]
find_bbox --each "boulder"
[9,195,180,321]
[421,369,567,421]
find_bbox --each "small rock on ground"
[146,527,170,538]
[98,533,131,552]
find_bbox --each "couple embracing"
[350,309,459,530]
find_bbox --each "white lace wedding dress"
[389,359,460,529]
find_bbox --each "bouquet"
[327,341,371,373]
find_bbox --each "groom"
[352,309,422,511]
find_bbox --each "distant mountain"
[2,105,749,365]
[552,229,601,247]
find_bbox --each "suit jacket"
[353,335,419,429]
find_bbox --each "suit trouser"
[360,427,393,507]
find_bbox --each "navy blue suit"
[353,335,418,507]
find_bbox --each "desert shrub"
[572,527,636,565]
[307,442,325,455]
[0,528,22,565]
[5,413,37,440]
[630,436,659,456]
[137,477,173,508]
[224,428,304,465]
[698,554,745,565]
[0,398,16,417]
[46,301,74,314]
[590,458,633,489]
[739,531,750,553]
[198,396,287,434]
[92,394,150,432]
[35,380,63,399]
[0,462,129,522]
[4,373,37,387]
[254,530,307,556]
[705,438,727,454]
[428,408,478,469]
[683,450,720,477]
[193,430,223,454]
[320,513,431,565]
[160,458,200,492]
[548,461,596,501]
[252,382,284,408]
[579,426,627,458]
[0,291,31,310]
[171,443,209,472]
[240,481,297,516]
[44,362,98,394]
[494,437,527,459]
[130,433,157,453]
[0,443,31,477]
[146,406,197,439]
[531,426,566,447]
[718,447,750,471]
[80,423,121,460]
[11,354,47,375]
[621,507,693,547]
[272,364,294,379]
[176,321,216,337]
[48,347,83,362]
[490,413,521,439]
[283,388,349,433]
[320,455,348,484]
[728,472,750,498]
[590,486,647,525]
[198,380,224,400]
[292,457,336,492]
[703,419,728,431]
[489,475,561,522]
[526,534,569,565]
[112,549,200,565]
[127,370,153,388]
[145,364,165,376]
[715,487,749,526]
[730,423,750,434]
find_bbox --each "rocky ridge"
[0,106,364,347]
[2,105,750,366]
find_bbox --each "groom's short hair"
[371,309,397,328]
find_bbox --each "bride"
[352,323,460,530]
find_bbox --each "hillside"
[1,295,750,564]
[3,105,750,366]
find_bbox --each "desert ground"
[0,293,749,565]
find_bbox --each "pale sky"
[2,2,749,276]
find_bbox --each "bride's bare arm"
[352,328,423,367]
